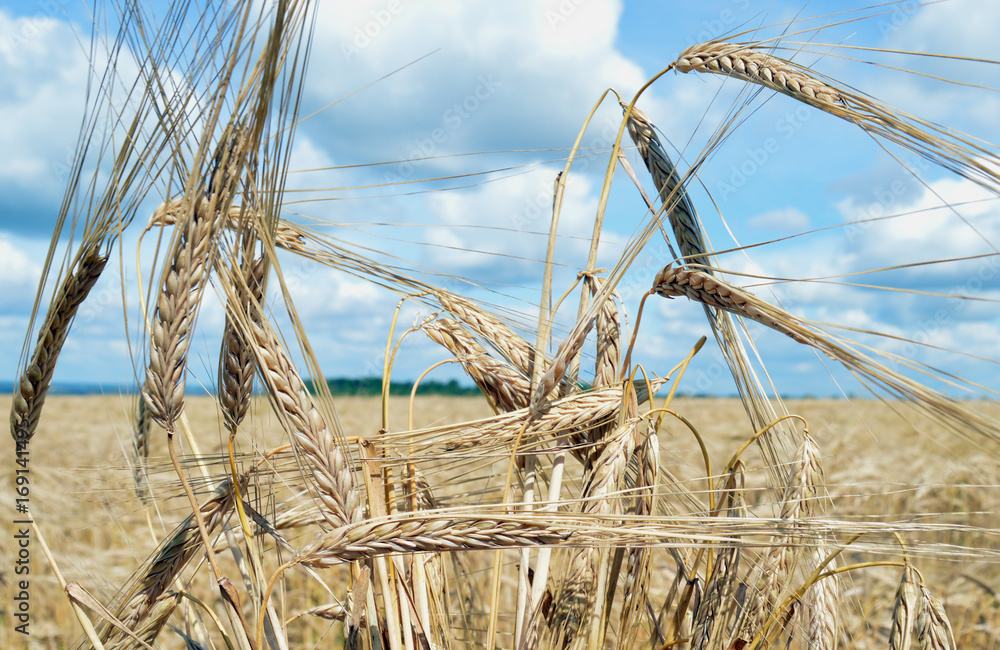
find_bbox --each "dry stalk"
[10,245,108,444]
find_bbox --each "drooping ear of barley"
[588,275,621,389]
[423,318,530,413]
[626,102,801,500]
[618,426,657,647]
[10,246,108,445]
[297,515,568,567]
[102,479,237,644]
[144,124,248,429]
[692,463,745,650]
[674,41,1000,194]
[541,389,640,649]
[806,547,841,650]
[652,264,1000,444]
[623,104,711,271]
[738,432,826,643]
[436,290,539,378]
[243,305,362,527]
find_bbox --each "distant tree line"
[305,377,482,397]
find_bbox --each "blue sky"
[1,0,998,399]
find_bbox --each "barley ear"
[889,565,921,650]
[11,247,108,444]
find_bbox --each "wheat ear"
[652,264,1000,444]
[10,246,108,444]
[437,290,538,377]
[297,516,568,567]
[806,547,841,650]
[589,275,621,389]
[131,390,152,501]
[618,427,657,648]
[916,585,956,650]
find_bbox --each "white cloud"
[747,207,810,231]
[0,235,42,305]
[0,10,89,190]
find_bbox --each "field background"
[3,394,998,648]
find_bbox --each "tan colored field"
[3,395,998,648]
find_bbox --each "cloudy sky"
[1,0,998,399]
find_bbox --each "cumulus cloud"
[0,10,91,233]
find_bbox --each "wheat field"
[5,2,1000,649]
